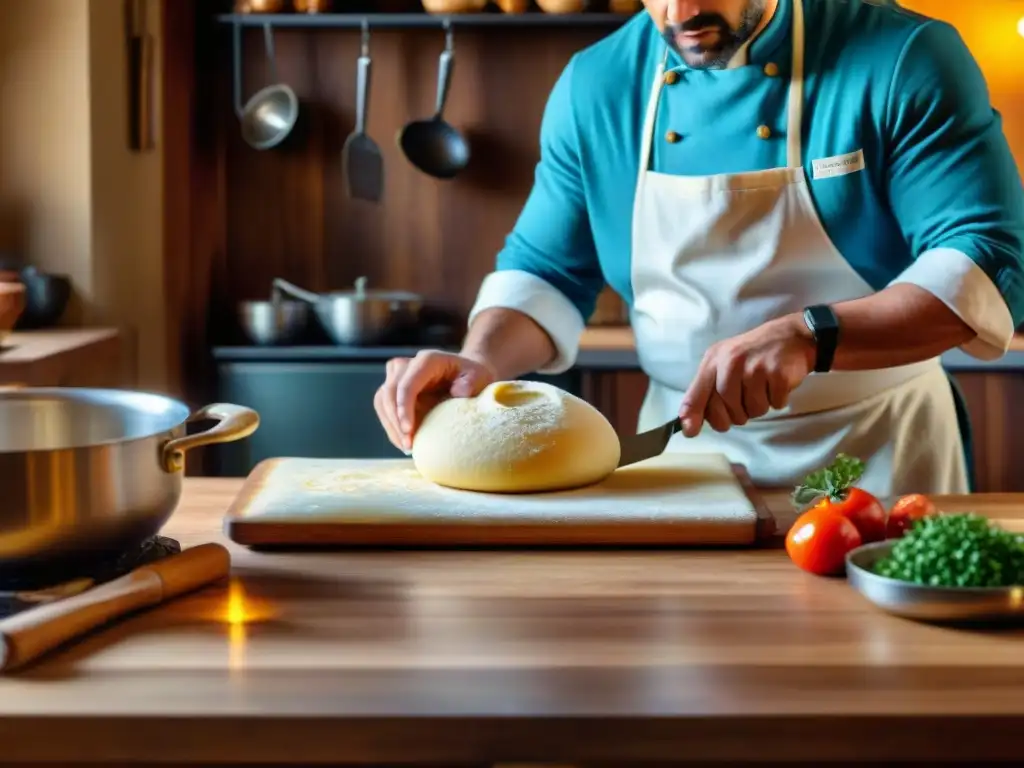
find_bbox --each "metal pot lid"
[328,277,422,303]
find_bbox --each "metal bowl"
[0,388,259,584]
[273,277,423,346]
[312,290,423,346]
[238,299,309,345]
[240,84,298,151]
[846,540,1024,624]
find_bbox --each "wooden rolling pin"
[0,543,230,672]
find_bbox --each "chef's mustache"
[666,12,729,33]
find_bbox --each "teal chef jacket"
[468,0,1024,373]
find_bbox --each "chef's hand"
[678,315,816,437]
[374,350,497,451]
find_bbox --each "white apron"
[630,0,968,497]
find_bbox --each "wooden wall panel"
[218,24,616,312]
[951,372,1024,494]
[163,1,628,407]
[583,370,649,435]
[163,0,231,408]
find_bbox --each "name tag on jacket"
[811,149,866,180]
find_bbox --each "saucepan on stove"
[237,294,311,346]
[273,276,424,346]
[0,388,259,582]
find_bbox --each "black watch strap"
[803,304,840,373]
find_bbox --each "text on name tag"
[811,149,866,180]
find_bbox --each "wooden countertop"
[580,325,637,350]
[1,481,1023,765]
[0,327,122,386]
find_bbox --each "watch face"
[805,305,838,332]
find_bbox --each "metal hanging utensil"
[233,22,299,150]
[342,20,384,201]
[397,21,470,179]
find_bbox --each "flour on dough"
[411,380,620,493]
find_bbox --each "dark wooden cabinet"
[582,369,649,435]
[211,362,406,476]
[950,371,1024,493]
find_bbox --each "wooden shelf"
[214,11,637,28]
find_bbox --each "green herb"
[872,513,1024,588]
[791,453,865,508]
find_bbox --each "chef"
[375,0,1024,496]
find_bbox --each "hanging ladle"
[397,22,470,179]
[233,21,299,151]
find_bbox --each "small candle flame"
[221,577,276,625]
[226,579,249,625]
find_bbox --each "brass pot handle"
[161,403,260,473]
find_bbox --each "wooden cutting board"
[223,453,777,548]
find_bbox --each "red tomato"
[785,507,863,576]
[886,493,937,538]
[813,486,887,543]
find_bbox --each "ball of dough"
[411,380,621,493]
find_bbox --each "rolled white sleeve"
[888,247,1014,361]
[468,269,586,374]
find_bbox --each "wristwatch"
[802,304,840,373]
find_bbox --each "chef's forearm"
[460,307,558,380]
[819,284,976,370]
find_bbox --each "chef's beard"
[662,0,767,69]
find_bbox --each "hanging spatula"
[342,22,383,202]
[617,417,683,468]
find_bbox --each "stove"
[0,535,182,618]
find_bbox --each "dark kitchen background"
[1,0,1022,488]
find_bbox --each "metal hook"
[262,22,279,84]
[442,18,454,52]
[232,21,244,118]
[360,18,370,57]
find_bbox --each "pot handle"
[161,403,260,473]
[272,278,320,305]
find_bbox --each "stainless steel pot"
[237,297,309,345]
[273,276,423,346]
[0,388,259,581]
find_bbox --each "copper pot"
[293,0,332,10]
[0,282,26,341]
[235,0,287,12]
